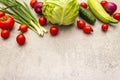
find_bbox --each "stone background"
[0,0,120,80]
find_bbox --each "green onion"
[0,0,48,37]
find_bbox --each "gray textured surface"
[0,0,120,80]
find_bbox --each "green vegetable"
[79,7,96,25]
[0,0,48,37]
[87,0,118,24]
[42,0,79,26]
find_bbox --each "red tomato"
[0,15,15,30]
[39,16,47,26]
[1,29,10,39]
[30,0,37,8]
[50,26,59,36]
[101,24,109,31]
[16,34,26,45]
[80,2,88,8]
[77,20,86,29]
[113,13,120,20]
[83,25,93,34]
[19,24,28,33]
[0,11,5,17]
[100,0,108,7]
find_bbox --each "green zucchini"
[79,7,96,25]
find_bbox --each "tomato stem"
[1,16,7,21]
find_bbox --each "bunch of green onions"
[0,0,48,37]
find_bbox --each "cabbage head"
[42,0,79,25]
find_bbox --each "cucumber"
[79,7,96,25]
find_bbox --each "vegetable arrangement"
[0,0,47,37]
[0,0,120,46]
[77,0,120,34]
[0,11,14,39]
[0,11,27,45]
[88,0,118,24]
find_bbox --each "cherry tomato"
[80,2,88,8]
[1,29,10,39]
[16,34,26,45]
[77,20,86,29]
[0,15,15,30]
[30,0,37,8]
[113,13,120,20]
[101,24,109,31]
[39,16,47,26]
[100,0,108,7]
[0,11,5,17]
[19,24,28,33]
[50,26,59,36]
[83,25,93,34]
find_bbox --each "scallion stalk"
[0,0,48,37]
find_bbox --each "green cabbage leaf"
[42,0,79,25]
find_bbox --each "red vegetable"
[50,26,59,36]
[77,20,86,29]
[16,34,26,45]
[19,24,28,33]
[83,25,93,34]
[39,16,47,26]
[101,24,109,31]
[0,15,15,30]
[80,2,88,8]
[34,2,43,14]
[104,2,117,15]
[113,12,120,20]
[100,0,108,7]
[0,11,5,17]
[30,0,37,8]
[1,29,10,39]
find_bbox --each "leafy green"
[42,0,79,25]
